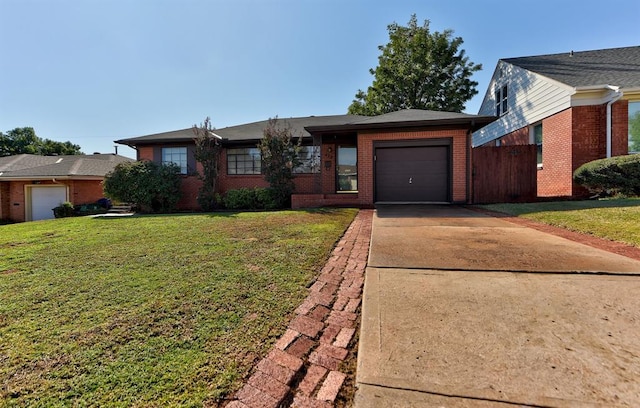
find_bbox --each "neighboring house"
[115,109,495,210]
[0,154,134,222]
[473,46,640,197]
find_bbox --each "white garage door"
[31,186,67,221]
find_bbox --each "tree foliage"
[0,127,82,156]
[192,117,222,211]
[103,161,182,213]
[257,119,302,208]
[348,14,481,115]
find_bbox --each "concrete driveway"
[356,205,640,407]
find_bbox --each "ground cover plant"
[480,199,640,247]
[0,209,357,407]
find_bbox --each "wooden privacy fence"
[472,145,537,204]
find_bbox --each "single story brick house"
[472,46,640,198]
[0,153,133,222]
[115,109,495,209]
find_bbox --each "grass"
[0,209,357,407]
[480,198,640,247]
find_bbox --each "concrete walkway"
[356,205,640,407]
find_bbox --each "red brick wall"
[3,179,108,222]
[537,108,573,197]
[358,128,470,204]
[497,127,530,146]
[69,180,106,205]
[611,100,629,157]
[138,146,154,161]
[138,129,472,209]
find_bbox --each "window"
[294,145,320,174]
[495,84,508,116]
[162,147,188,174]
[533,123,543,166]
[227,148,261,175]
[629,101,640,153]
[337,146,357,192]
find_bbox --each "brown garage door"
[375,146,449,202]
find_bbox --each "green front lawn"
[0,209,357,407]
[480,199,640,247]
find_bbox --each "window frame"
[227,147,262,175]
[161,147,188,174]
[293,145,321,174]
[336,145,358,192]
[495,84,508,116]
[628,100,640,154]
[530,122,543,168]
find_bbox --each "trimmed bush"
[223,188,279,210]
[103,160,182,213]
[53,202,75,218]
[573,154,640,196]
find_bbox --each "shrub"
[103,161,182,213]
[53,202,75,218]
[223,188,257,210]
[223,188,279,210]
[573,154,640,196]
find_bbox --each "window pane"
[629,101,640,153]
[161,147,187,174]
[337,146,357,192]
[294,146,320,174]
[227,148,262,175]
[534,124,543,165]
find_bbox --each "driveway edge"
[226,209,373,408]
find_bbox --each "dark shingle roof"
[0,154,134,179]
[116,110,496,146]
[115,114,367,146]
[305,109,496,133]
[503,46,640,88]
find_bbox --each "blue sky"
[1,0,639,158]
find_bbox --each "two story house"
[473,46,640,197]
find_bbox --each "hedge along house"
[115,109,495,209]
[472,46,640,198]
[0,153,134,222]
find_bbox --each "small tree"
[103,161,182,213]
[257,119,302,208]
[348,14,481,115]
[193,117,222,211]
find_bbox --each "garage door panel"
[376,146,449,202]
[31,186,67,221]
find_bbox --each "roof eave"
[0,175,105,181]
[305,116,497,134]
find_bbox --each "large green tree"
[348,15,481,115]
[0,127,82,156]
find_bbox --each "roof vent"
[570,50,574,57]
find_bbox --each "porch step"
[107,204,134,214]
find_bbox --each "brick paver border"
[226,210,373,408]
